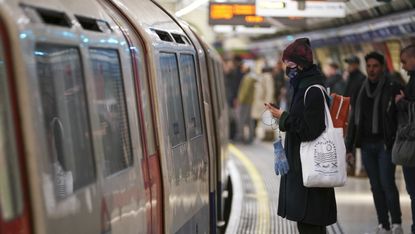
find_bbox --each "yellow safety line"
[229,144,270,234]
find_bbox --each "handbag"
[392,103,415,166]
[300,85,347,188]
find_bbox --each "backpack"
[330,93,350,135]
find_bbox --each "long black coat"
[277,65,337,226]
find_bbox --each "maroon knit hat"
[282,38,313,69]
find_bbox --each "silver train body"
[0,0,229,233]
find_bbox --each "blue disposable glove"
[273,139,289,176]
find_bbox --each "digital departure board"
[208,2,271,27]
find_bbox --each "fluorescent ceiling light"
[175,0,208,17]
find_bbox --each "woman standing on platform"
[265,38,336,234]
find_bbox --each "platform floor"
[225,141,412,234]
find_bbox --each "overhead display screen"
[256,0,346,18]
[209,2,271,27]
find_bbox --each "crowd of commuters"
[225,39,415,234]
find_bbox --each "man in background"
[346,52,403,234]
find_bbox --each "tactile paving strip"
[226,142,344,234]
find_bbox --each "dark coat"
[397,71,415,112]
[346,76,402,152]
[344,69,366,108]
[326,73,346,95]
[277,65,337,226]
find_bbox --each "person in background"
[265,38,336,234]
[235,62,257,144]
[395,44,415,234]
[343,55,366,176]
[344,55,366,105]
[346,51,403,234]
[325,62,346,95]
[273,60,286,102]
[225,55,246,140]
[251,63,274,140]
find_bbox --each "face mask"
[286,67,298,79]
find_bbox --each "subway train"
[0,0,230,233]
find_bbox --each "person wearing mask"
[395,44,415,234]
[343,55,366,176]
[346,51,403,234]
[265,38,336,234]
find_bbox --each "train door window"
[159,53,186,146]
[89,48,133,176]
[179,54,202,138]
[0,37,23,220]
[35,44,95,199]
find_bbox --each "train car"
[0,0,229,233]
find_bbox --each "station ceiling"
[157,0,415,38]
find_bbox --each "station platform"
[225,141,412,234]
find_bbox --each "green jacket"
[237,74,256,105]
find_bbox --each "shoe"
[391,224,403,234]
[365,224,392,234]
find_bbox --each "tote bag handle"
[304,85,334,129]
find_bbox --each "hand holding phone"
[264,102,279,109]
[264,102,283,119]
[270,103,279,108]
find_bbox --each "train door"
[77,14,148,234]
[98,2,164,233]
[10,4,104,233]
[184,27,219,233]
[0,18,31,234]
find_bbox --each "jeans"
[403,166,415,234]
[361,142,402,230]
[297,222,326,234]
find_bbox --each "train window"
[89,48,133,176]
[35,44,95,199]
[0,38,23,220]
[75,15,111,33]
[179,54,202,138]
[154,30,173,42]
[160,53,186,146]
[35,7,72,28]
[171,33,185,44]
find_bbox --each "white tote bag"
[300,85,347,188]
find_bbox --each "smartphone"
[269,103,279,108]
